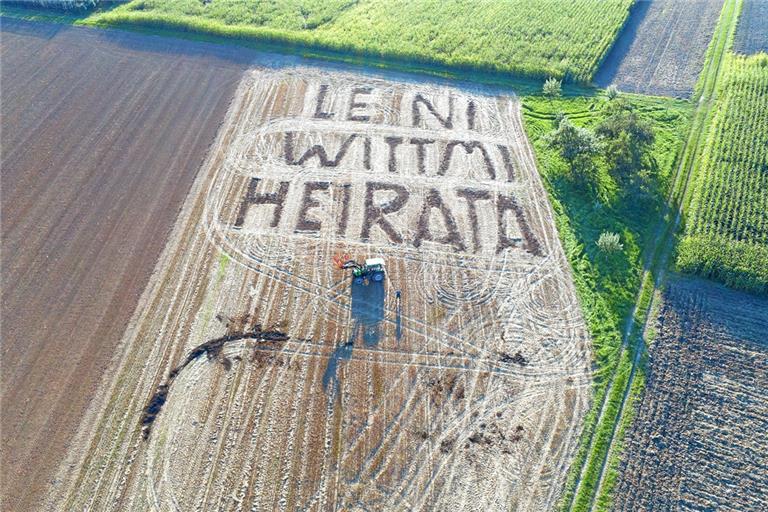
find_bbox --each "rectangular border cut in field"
[47,68,593,511]
[0,18,246,512]
[595,0,726,97]
[612,277,768,511]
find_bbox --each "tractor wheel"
[372,271,384,282]
[353,276,365,285]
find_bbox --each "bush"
[597,231,623,254]
[596,99,655,177]
[546,117,599,181]
[543,77,563,98]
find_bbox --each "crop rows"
[87,0,633,82]
[678,52,768,294]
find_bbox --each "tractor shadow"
[322,280,385,393]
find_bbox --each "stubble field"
[48,69,593,511]
[734,0,768,54]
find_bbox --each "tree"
[596,99,655,176]
[543,77,562,98]
[546,117,599,181]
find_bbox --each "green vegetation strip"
[520,90,690,511]
[80,0,632,82]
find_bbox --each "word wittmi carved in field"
[210,78,544,261]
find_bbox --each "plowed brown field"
[0,19,244,511]
[595,0,725,97]
[613,277,768,511]
[45,68,592,511]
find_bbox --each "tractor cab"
[364,258,385,282]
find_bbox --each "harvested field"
[0,19,246,511]
[734,0,768,54]
[595,0,725,97]
[47,69,593,511]
[613,276,768,511]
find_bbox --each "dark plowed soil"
[734,0,768,54]
[612,276,768,511]
[0,18,247,511]
[595,0,725,97]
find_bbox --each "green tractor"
[335,255,386,285]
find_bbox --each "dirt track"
[613,277,768,511]
[0,19,246,511]
[46,69,592,510]
[595,0,725,97]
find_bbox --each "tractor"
[333,254,385,285]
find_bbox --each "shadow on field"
[1,15,559,98]
[323,281,386,394]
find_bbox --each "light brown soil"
[47,69,592,511]
[0,19,245,511]
[613,276,768,511]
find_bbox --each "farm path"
[564,0,743,509]
[582,0,744,509]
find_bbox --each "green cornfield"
[678,53,768,295]
[86,0,633,82]
[5,0,101,9]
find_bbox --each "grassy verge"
[520,90,691,510]
[592,366,645,510]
